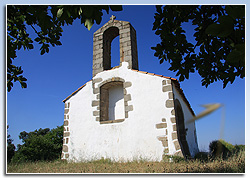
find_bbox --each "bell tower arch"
[92,16,139,77]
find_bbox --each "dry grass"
[7,150,244,174]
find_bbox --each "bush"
[194,152,209,161]
[209,140,234,159]
[11,125,63,163]
[7,125,16,162]
[234,144,245,154]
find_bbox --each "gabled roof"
[62,80,91,103]
[62,70,195,116]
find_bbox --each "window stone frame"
[92,77,133,124]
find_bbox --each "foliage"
[7,125,16,163]
[152,5,245,88]
[8,5,245,92]
[195,140,245,163]
[194,151,209,162]
[7,5,122,92]
[11,125,63,163]
[234,144,245,154]
[209,139,235,159]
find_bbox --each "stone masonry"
[92,16,138,77]
[61,102,70,160]
[92,77,133,124]
[156,79,184,158]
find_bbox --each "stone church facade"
[61,17,199,162]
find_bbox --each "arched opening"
[103,27,120,70]
[92,20,138,77]
[100,81,125,121]
[174,99,191,158]
[111,36,120,68]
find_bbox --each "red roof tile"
[138,71,148,74]
[162,76,171,79]
[154,74,163,77]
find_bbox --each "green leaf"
[184,70,189,79]
[179,74,184,81]
[226,5,245,20]
[66,10,71,18]
[84,19,94,31]
[218,15,234,28]
[94,13,102,25]
[34,37,40,42]
[28,43,34,49]
[205,16,234,38]
[205,23,232,38]
[110,5,123,11]
[205,23,219,36]
[235,44,245,51]
[78,7,82,15]
[20,82,27,88]
[201,79,207,87]
[7,81,13,92]
[41,49,45,55]
[17,41,22,50]
[57,8,63,18]
[55,41,62,46]
[156,5,162,13]
[82,6,94,18]
[226,49,244,66]
[223,79,229,89]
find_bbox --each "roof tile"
[162,76,171,79]
[154,74,163,77]
[137,70,147,74]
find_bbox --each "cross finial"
[110,15,116,22]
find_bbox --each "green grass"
[7,150,245,173]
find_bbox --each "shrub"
[11,125,63,163]
[7,125,16,162]
[194,152,209,161]
[234,144,245,154]
[209,140,234,159]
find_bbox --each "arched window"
[100,81,125,121]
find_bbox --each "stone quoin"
[61,17,199,162]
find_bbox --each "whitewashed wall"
[63,62,198,162]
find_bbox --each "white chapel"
[61,17,199,162]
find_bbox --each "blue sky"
[5,4,246,153]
